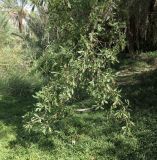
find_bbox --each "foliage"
[0,12,13,47]
[0,41,42,98]
[0,0,157,159]
[24,0,133,135]
[0,0,30,33]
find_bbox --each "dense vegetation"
[0,0,157,159]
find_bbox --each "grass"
[0,94,137,160]
[0,50,157,159]
[0,92,156,159]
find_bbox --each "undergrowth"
[0,47,157,159]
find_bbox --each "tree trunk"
[126,0,157,52]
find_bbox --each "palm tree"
[0,0,30,33]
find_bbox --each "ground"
[0,52,157,159]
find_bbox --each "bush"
[5,73,42,97]
[0,44,43,98]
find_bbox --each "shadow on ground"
[0,95,57,151]
[119,69,157,111]
[117,68,157,159]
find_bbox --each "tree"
[24,0,132,135]
[0,0,30,33]
[123,0,157,52]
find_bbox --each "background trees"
[123,0,157,52]
[0,0,31,33]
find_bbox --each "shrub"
[5,73,41,97]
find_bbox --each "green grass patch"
[0,92,156,159]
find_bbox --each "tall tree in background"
[0,0,30,33]
[125,0,157,52]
